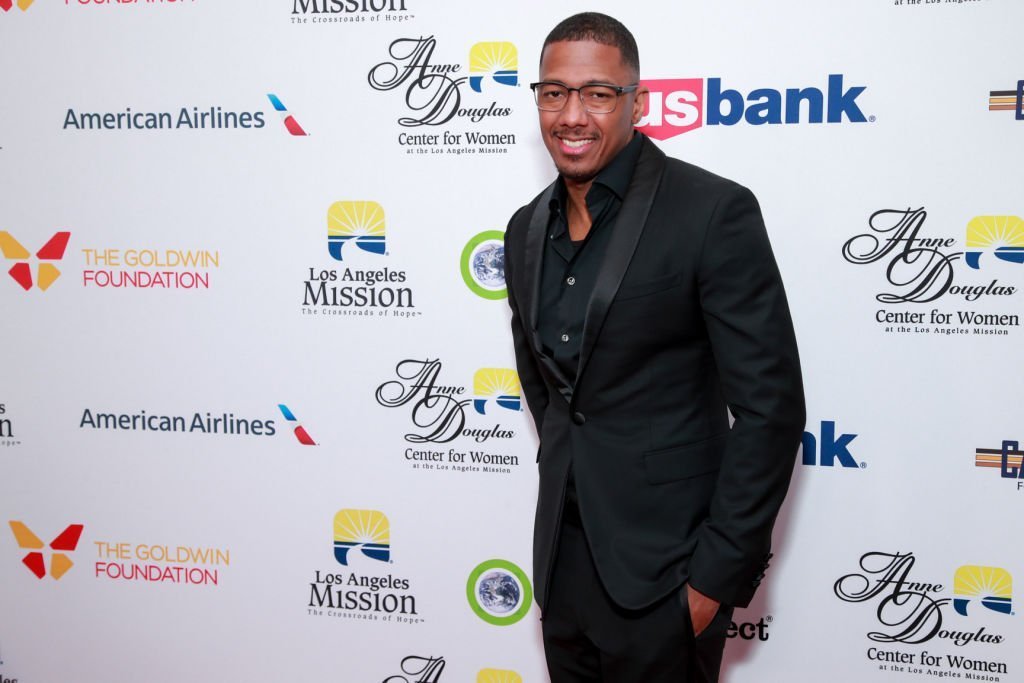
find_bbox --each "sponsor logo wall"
[1,1,1021,682]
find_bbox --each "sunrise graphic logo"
[953,565,1012,617]
[333,509,390,566]
[964,216,1024,270]
[472,368,521,415]
[327,201,386,261]
[477,670,523,683]
[0,231,71,291]
[469,42,518,93]
[9,521,84,580]
[267,94,308,136]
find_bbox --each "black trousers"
[541,499,732,683]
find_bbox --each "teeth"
[561,139,592,148]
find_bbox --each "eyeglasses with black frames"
[529,82,640,114]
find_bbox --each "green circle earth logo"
[466,558,533,626]
[461,230,506,300]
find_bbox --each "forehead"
[539,40,630,85]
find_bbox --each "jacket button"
[572,412,586,425]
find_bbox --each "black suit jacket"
[505,135,805,612]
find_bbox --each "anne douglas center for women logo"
[466,559,532,626]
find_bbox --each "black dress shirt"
[538,132,644,383]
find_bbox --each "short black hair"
[541,12,640,79]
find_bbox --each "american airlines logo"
[636,74,871,140]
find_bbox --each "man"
[504,12,806,683]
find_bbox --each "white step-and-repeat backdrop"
[1,1,1021,681]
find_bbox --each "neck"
[563,178,593,241]
[563,177,592,215]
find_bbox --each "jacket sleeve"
[686,184,806,608]
[505,207,549,434]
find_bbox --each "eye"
[585,88,614,101]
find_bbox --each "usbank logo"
[953,565,1012,617]
[267,94,308,136]
[469,42,518,93]
[328,201,386,261]
[965,216,1024,270]
[461,230,506,300]
[988,81,1024,121]
[637,74,870,141]
[801,420,863,469]
[0,0,33,12]
[277,404,316,445]
[478,670,522,683]
[333,509,390,566]
[975,440,1023,480]
[0,231,71,291]
[473,368,521,415]
[9,521,84,580]
[466,559,532,626]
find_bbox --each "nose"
[558,91,589,127]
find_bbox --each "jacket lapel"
[523,182,554,336]
[522,182,575,403]
[576,138,667,385]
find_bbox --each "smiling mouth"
[557,136,596,156]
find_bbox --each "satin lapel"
[522,181,574,402]
[523,181,555,335]
[576,138,667,384]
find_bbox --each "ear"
[631,85,649,125]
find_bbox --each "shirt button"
[566,276,576,286]
[572,412,586,425]
[560,334,569,343]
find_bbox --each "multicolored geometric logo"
[278,404,316,445]
[953,565,1012,617]
[466,558,533,626]
[327,201,386,261]
[0,231,71,291]
[477,670,523,683]
[0,0,34,12]
[469,42,518,93]
[267,94,308,136]
[9,521,84,580]
[333,509,390,566]
[988,81,1024,121]
[472,368,521,415]
[461,230,506,300]
[965,216,1024,269]
[975,440,1023,479]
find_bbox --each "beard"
[552,156,600,184]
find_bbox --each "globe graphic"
[477,570,521,614]
[471,243,505,289]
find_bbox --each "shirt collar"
[594,130,644,201]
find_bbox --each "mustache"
[553,128,598,137]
